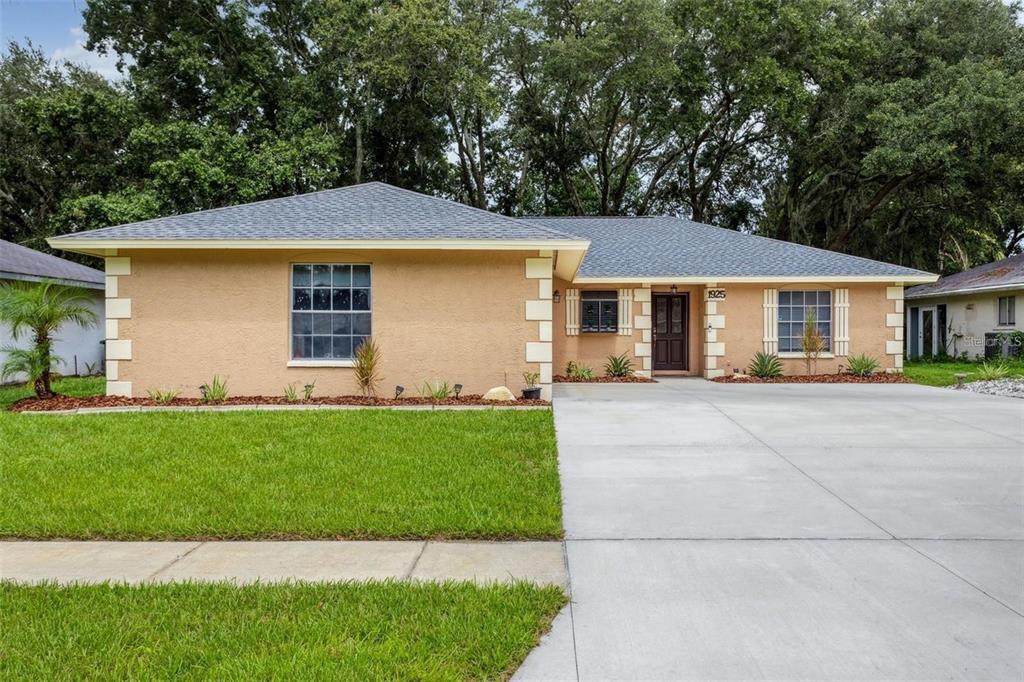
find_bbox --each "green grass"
[903,359,1024,387]
[0,581,567,680]
[0,379,562,540]
[0,375,104,408]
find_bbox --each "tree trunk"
[354,118,364,184]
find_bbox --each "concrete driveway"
[516,380,1024,681]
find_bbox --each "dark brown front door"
[653,294,688,370]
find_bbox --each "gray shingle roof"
[523,216,933,279]
[0,240,104,288]
[905,253,1024,299]
[57,182,578,242]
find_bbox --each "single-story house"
[48,182,936,399]
[0,239,106,381]
[904,253,1022,360]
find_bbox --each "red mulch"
[553,375,656,383]
[712,373,910,384]
[10,394,550,412]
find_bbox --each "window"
[778,290,832,353]
[581,291,617,333]
[291,264,371,360]
[999,296,1016,326]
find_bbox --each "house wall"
[711,282,900,375]
[0,282,104,383]
[907,290,1021,359]
[107,249,548,398]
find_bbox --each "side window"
[291,264,371,360]
[580,291,618,333]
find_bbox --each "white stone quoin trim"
[617,288,633,335]
[526,253,554,399]
[886,285,904,372]
[762,288,778,354]
[104,255,132,397]
[565,288,580,336]
[633,286,652,376]
[704,285,725,379]
[834,288,850,356]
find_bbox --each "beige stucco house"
[48,182,936,400]
[905,253,1022,360]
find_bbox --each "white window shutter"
[835,288,849,356]
[617,288,633,335]
[763,289,778,354]
[566,289,580,336]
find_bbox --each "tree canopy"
[1,0,1021,274]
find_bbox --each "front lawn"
[0,581,566,679]
[903,359,1024,387]
[0,402,562,539]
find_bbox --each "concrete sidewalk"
[1,540,566,586]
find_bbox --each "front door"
[653,294,688,370]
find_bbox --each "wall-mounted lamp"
[453,383,463,399]
[553,290,561,303]
[670,284,678,294]
[394,385,404,399]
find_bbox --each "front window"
[998,296,1015,326]
[291,264,371,360]
[778,290,832,353]
[581,291,618,333]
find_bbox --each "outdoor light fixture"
[670,284,678,294]
[553,289,561,303]
[453,384,463,399]
[394,385,404,399]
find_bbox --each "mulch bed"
[10,394,550,412]
[712,373,910,384]
[552,375,656,383]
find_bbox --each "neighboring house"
[904,253,1023,360]
[47,182,935,399]
[0,239,105,381]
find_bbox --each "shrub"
[977,361,1009,381]
[353,339,381,396]
[604,352,634,377]
[566,360,594,380]
[747,352,783,378]
[283,383,300,402]
[522,371,540,388]
[200,375,229,403]
[146,388,179,404]
[303,380,316,400]
[801,308,826,375]
[846,354,880,377]
[419,380,453,399]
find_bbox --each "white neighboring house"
[904,253,1022,360]
[0,240,105,382]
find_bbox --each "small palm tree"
[0,280,98,398]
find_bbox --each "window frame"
[776,290,833,356]
[580,290,618,334]
[288,263,372,366]
[998,295,1016,326]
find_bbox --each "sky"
[0,0,120,79]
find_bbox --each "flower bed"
[10,394,550,412]
[552,375,656,383]
[712,373,909,384]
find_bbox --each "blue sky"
[1,0,120,78]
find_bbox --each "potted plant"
[522,371,542,399]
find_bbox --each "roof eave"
[572,274,938,285]
[905,281,1024,300]
[47,237,592,258]
[0,270,105,289]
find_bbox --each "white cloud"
[50,27,123,81]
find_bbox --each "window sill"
[287,360,355,368]
[778,352,835,359]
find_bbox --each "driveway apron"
[515,379,1024,681]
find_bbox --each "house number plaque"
[705,288,726,301]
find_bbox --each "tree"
[0,281,98,398]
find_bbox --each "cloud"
[50,27,123,81]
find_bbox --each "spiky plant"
[0,280,98,398]
[353,338,381,396]
[747,352,783,378]
[604,352,634,377]
[846,354,880,377]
